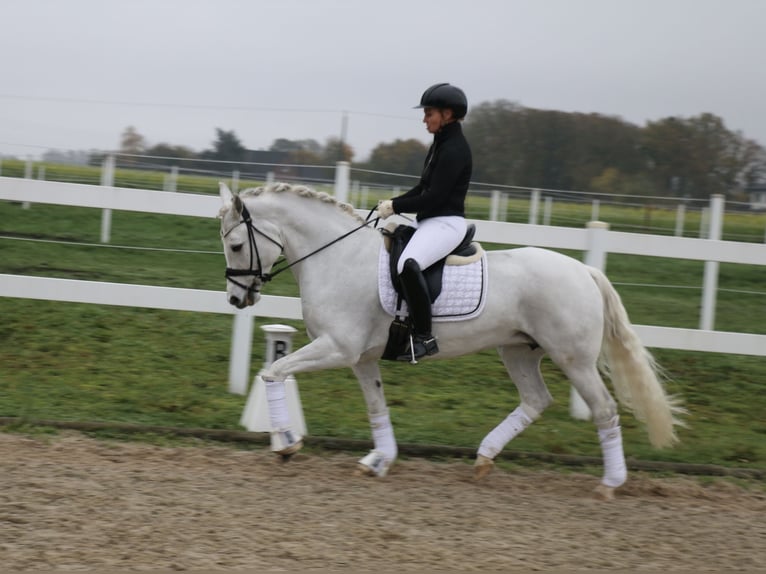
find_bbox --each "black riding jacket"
[391,121,472,221]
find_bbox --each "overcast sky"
[1,0,764,162]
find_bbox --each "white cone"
[240,374,307,435]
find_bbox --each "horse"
[217,181,684,499]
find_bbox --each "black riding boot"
[396,258,439,361]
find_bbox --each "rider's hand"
[376,199,395,220]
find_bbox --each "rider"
[376,83,473,361]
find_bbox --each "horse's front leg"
[260,335,358,458]
[352,359,397,478]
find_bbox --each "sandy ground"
[1,432,764,573]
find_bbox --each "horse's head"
[218,182,283,309]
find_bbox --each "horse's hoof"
[593,483,616,501]
[356,450,392,477]
[473,454,495,481]
[270,430,303,457]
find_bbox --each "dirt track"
[1,432,764,573]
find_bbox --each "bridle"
[222,202,378,297]
[222,204,283,297]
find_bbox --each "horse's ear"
[219,181,233,206]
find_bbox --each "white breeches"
[397,216,467,274]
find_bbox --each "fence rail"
[1,175,765,396]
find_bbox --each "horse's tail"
[587,266,685,448]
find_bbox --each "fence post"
[334,161,350,204]
[163,166,178,193]
[591,199,600,222]
[675,204,686,237]
[240,324,307,435]
[490,190,500,221]
[529,189,541,224]
[543,196,553,226]
[228,313,255,395]
[699,207,709,239]
[231,169,240,194]
[22,157,33,209]
[570,220,611,420]
[100,155,115,243]
[700,194,724,330]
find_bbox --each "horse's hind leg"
[475,345,552,480]
[352,359,397,478]
[555,359,626,497]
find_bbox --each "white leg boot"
[265,379,303,456]
[475,405,535,480]
[357,410,397,477]
[595,415,627,499]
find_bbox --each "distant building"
[745,182,766,211]
[241,150,330,184]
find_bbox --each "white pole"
[490,190,500,221]
[100,155,115,243]
[590,199,600,222]
[675,204,686,237]
[22,157,33,209]
[240,324,307,435]
[231,169,240,194]
[529,189,541,224]
[168,165,178,193]
[266,171,275,185]
[700,194,724,330]
[228,313,255,395]
[699,207,709,239]
[543,196,553,226]
[571,220,611,420]
[499,192,508,222]
[334,161,350,204]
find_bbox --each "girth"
[382,223,477,302]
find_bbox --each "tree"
[641,113,766,198]
[465,101,644,191]
[363,139,429,185]
[119,126,147,165]
[321,137,354,163]
[201,128,247,162]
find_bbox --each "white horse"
[218,182,683,499]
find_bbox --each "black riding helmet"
[415,83,468,119]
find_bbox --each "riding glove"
[376,200,395,220]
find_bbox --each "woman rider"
[376,83,472,361]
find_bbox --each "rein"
[224,204,378,293]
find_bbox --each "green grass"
[1,175,765,470]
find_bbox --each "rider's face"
[422,107,453,134]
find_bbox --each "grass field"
[1,167,765,470]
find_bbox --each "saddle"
[382,222,478,302]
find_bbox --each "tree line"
[110,102,766,200]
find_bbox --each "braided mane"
[239,182,364,223]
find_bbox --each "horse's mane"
[238,182,365,223]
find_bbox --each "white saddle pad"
[378,246,488,322]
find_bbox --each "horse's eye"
[231,244,243,252]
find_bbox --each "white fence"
[1,176,765,400]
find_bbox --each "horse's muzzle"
[229,288,260,309]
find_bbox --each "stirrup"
[396,334,439,363]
